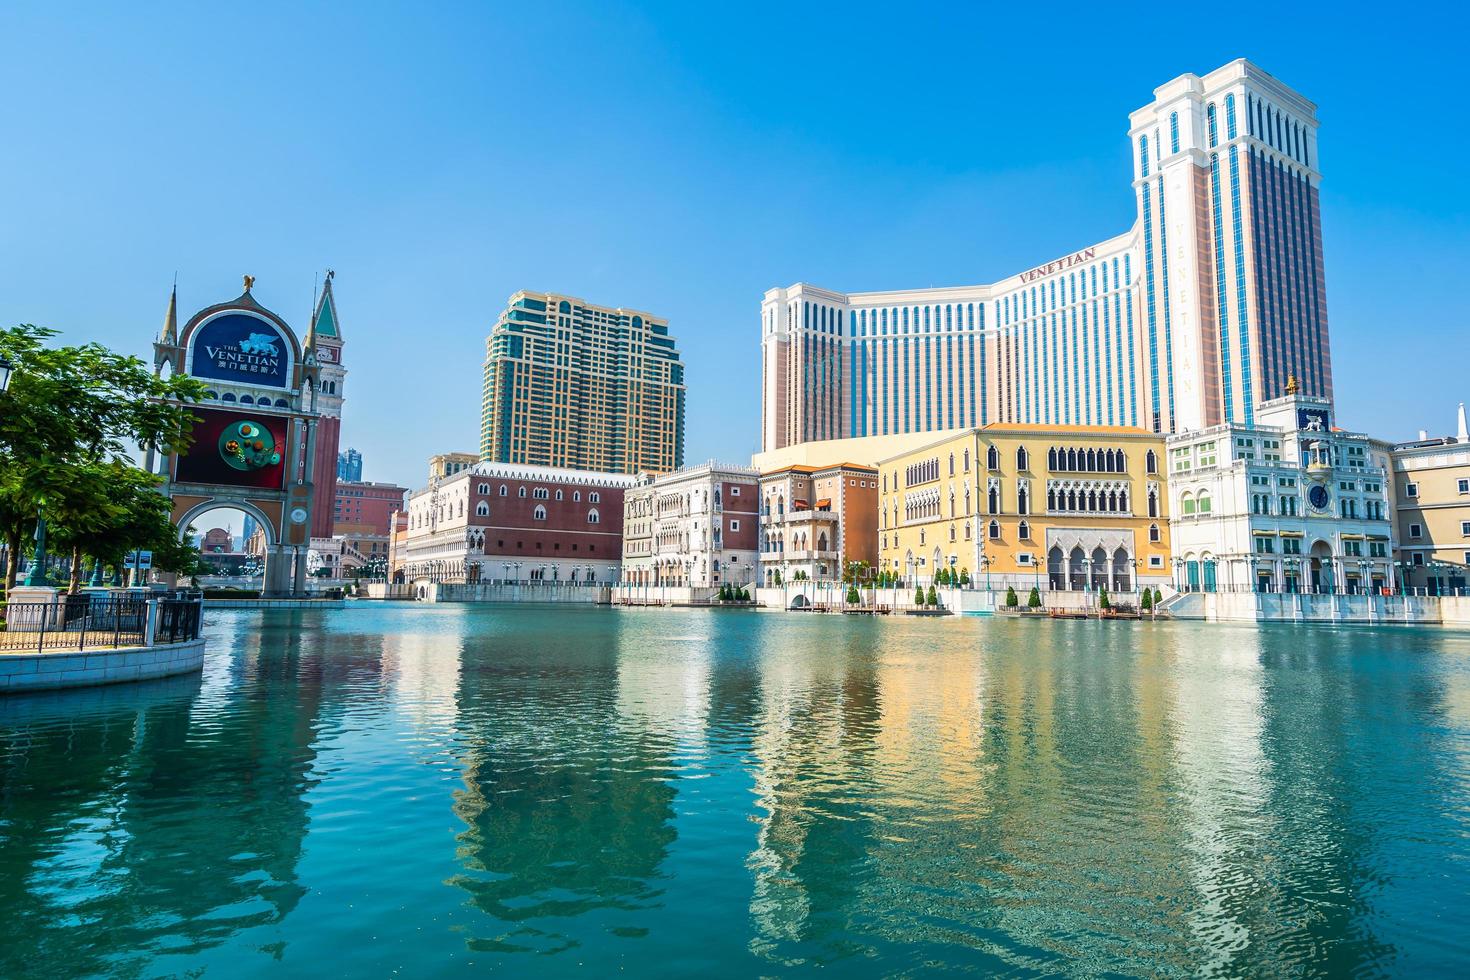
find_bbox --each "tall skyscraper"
[481,290,685,475]
[305,272,346,539]
[760,59,1331,453]
[338,447,363,482]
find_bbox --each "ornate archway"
[149,277,322,596]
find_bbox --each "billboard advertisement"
[187,311,293,388]
[174,408,290,490]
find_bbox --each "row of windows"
[476,482,602,503]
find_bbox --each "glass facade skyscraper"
[337,447,363,482]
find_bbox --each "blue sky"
[2,2,1466,491]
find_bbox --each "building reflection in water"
[0,612,325,977]
[446,610,680,955]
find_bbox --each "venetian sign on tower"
[149,275,329,596]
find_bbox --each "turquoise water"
[2,606,1469,978]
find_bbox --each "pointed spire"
[160,282,178,345]
[309,269,340,343]
[1457,402,1468,442]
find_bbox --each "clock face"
[319,347,336,363]
[290,507,309,525]
[1308,484,1330,511]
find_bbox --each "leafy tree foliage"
[0,325,205,589]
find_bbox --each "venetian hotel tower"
[761,59,1332,451]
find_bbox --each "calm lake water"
[2,606,1469,978]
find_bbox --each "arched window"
[478,483,489,495]
[1145,450,1157,474]
[1017,446,1029,470]
[988,486,999,514]
[573,491,581,502]
[499,485,508,496]
[1017,485,1029,515]
[587,508,600,524]
[533,505,546,520]
[987,446,999,470]
[1149,523,1161,543]
[963,449,970,471]
[555,489,564,500]
[1048,487,1057,510]
[589,492,600,503]
[518,487,527,498]
[988,520,1000,540]
[1182,491,1196,516]
[475,501,489,517]
[1198,491,1212,514]
[1018,520,1030,539]
[964,522,971,540]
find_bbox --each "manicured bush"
[1005,585,1018,608]
[914,587,926,607]
[959,568,970,586]
[1027,587,1042,609]
[846,586,860,604]
[926,585,938,607]
[1098,587,1110,610]
[1153,587,1163,606]
[1141,589,1153,611]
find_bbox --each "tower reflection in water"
[0,614,324,977]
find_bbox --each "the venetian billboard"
[186,311,293,388]
[174,407,290,490]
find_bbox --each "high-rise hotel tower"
[482,290,686,475]
[761,59,1331,452]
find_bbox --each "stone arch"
[175,497,280,547]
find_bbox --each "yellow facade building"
[1392,406,1470,594]
[876,425,1173,595]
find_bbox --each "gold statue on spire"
[243,274,256,292]
[1285,374,1300,395]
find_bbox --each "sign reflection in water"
[1,606,1467,976]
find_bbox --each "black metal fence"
[0,594,203,653]
[155,597,202,643]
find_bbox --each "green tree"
[1005,585,1018,608]
[1153,587,1163,606]
[926,585,938,607]
[1027,586,1042,609]
[914,586,926,607]
[772,570,782,586]
[1098,586,1110,610]
[846,585,860,605]
[0,325,205,590]
[959,568,971,586]
[1141,588,1153,611]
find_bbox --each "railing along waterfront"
[0,594,203,654]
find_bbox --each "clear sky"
[3,2,1465,492]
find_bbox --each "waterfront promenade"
[2,604,1468,977]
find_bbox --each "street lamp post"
[1173,556,1185,592]
[22,499,50,588]
[0,353,13,393]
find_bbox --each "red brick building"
[400,462,640,584]
[333,480,408,569]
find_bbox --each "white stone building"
[620,462,760,591]
[1166,390,1396,594]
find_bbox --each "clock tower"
[306,271,346,539]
